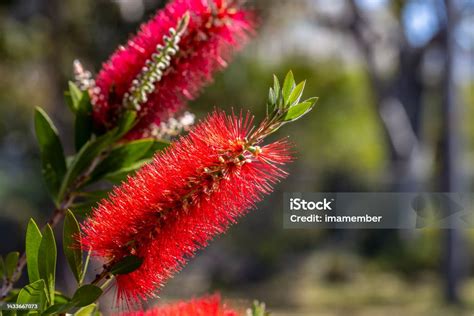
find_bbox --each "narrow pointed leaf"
[116,110,137,138]
[273,74,280,101]
[64,81,83,113]
[287,80,306,106]
[38,224,56,304]
[74,91,93,151]
[26,219,42,283]
[281,71,295,106]
[268,87,276,105]
[68,82,82,111]
[63,210,83,283]
[283,98,318,122]
[34,107,67,202]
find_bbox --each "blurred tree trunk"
[440,0,463,304]
[345,0,425,192]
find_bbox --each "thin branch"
[0,152,107,299]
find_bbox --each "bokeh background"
[0,0,473,315]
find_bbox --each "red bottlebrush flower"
[81,110,291,304]
[92,0,254,138]
[118,294,238,316]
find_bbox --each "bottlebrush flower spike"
[119,294,238,316]
[82,71,317,305]
[82,109,292,303]
[92,0,255,138]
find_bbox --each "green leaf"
[281,71,295,106]
[143,140,169,158]
[54,291,71,305]
[70,202,98,218]
[65,93,75,113]
[5,252,19,280]
[74,91,93,151]
[89,139,154,183]
[58,129,117,200]
[116,110,137,138]
[38,225,56,305]
[273,74,280,102]
[64,82,82,114]
[70,191,109,217]
[26,219,43,283]
[70,190,109,213]
[71,285,102,307]
[63,210,83,284]
[103,159,149,184]
[66,82,83,113]
[34,107,67,203]
[74,304,97,316]
[283,97,318,122]
[16,279,47,314]
[287,80,306,106]
[302,96,319,105]
[268,88,276,106]
[110,255,143,275]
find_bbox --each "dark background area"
[0,0,473,315]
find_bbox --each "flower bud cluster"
[144,111,195,140]
[123,14,189,111]
[73,59,96,91]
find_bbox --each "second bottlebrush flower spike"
[92,0,255,139]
